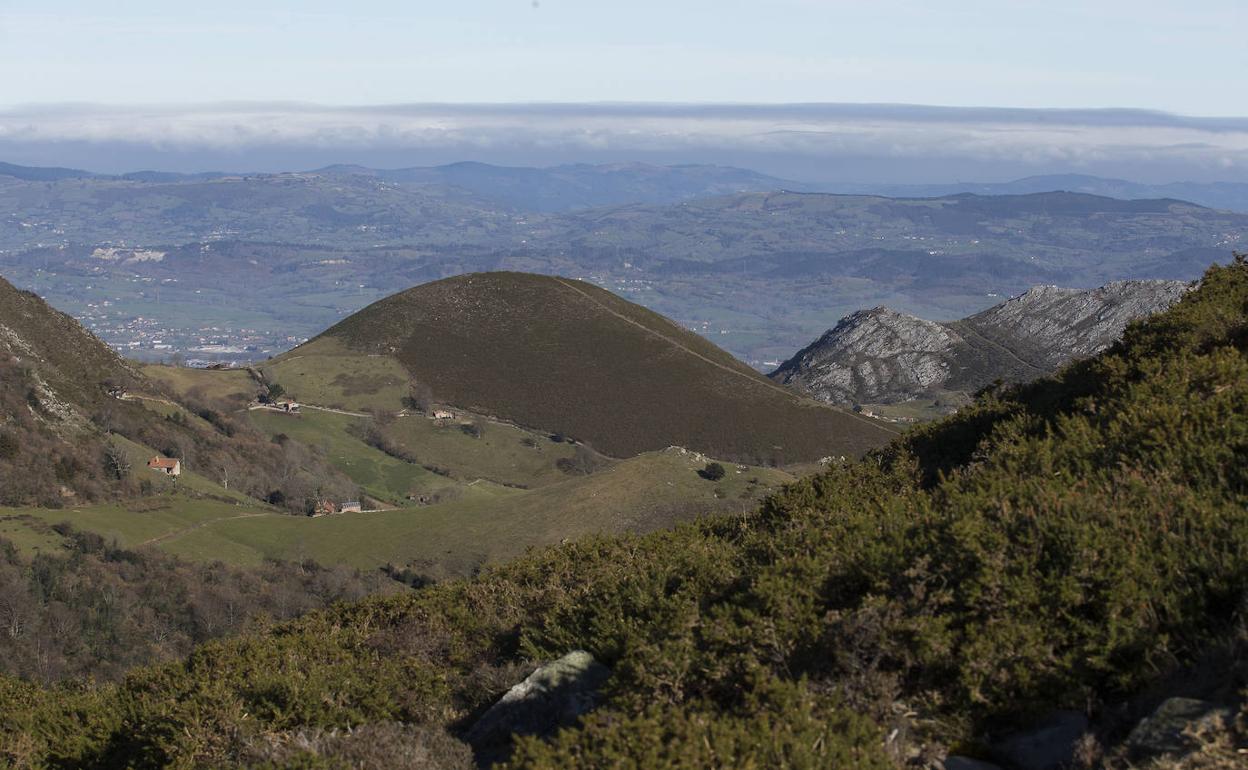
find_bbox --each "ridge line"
[549,277,898,434]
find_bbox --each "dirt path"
[138,511,271,547]
[551,277,898,434]
[247,403,371,418]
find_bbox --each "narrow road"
[247,403,371,418]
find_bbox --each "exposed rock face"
[963,281,1192,370]
[770,307,964,405]
[771,280,1189,408]
[466,650,611,761]
[1125,697,1232,760]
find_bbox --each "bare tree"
[103,443,131,481]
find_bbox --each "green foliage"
[3,260,1248,768]
[700,461,726,481]
[506,680,891,770]
[0,526,399,685]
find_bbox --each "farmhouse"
[312,499,338,517]
[432,409,455,420]
[146,456,181,476]
[340,501,362,513]
[275,398,300,413]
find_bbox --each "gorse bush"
[3,258,1248,769]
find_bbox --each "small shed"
[340,501,362,513]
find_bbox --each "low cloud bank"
[2,103,1246,181]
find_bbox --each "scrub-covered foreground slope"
[306,271,896,463]
[4,257,1246,768]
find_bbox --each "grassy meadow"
[0,449,792,578]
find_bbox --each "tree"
[266,383,286,401]
[699,462,726,481]
[406,382,435,414]
[103,443,131,481]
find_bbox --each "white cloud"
[2,103,1247,176]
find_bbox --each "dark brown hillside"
[312,272,896,462]
[0,274,355,509]
[0,278,140,410]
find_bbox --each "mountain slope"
[304,271,896,462]
[771,279,1189,408]
[5,258,1246,769]
[0,274,354,509]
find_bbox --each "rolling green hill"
[304,271,896,463]
[3,259,1245,768]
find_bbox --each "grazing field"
[141,364,260,408]
[2,497,268,556]
[0,450,792,578]
[159,449,791,578]
[0,514,68,555]
[259,337,410,413]
[247,408,464,504]
[377,412,580,488]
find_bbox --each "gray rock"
[466,650,611,750]
[1125,697,1232,758]
[943,756,1005,770]
[991,710,1089,770]
[770,280,1189,408]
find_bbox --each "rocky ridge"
[770,279,1190,409]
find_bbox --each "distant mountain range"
[770,279,1190,413]
[835,174,1248,214]
[5,159,1246,212]
[1,159,1244,368]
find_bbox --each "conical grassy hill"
[304,271,896,463]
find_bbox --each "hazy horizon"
[3,101,1248,185]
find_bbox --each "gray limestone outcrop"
[466,650,611,762]
[771,280,1189,408]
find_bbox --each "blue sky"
[2,0,1244,114]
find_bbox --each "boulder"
[943,756,1004,770]
[1125,697,1231,759]
[466,650,611,751]
[991,710,1089,770]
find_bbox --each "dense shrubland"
[0,524,400,684]
[2,258,1247,768]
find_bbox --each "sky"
[0,2,1245,182]
[2,0,1244,113]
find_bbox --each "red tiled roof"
[147,456,179,470]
